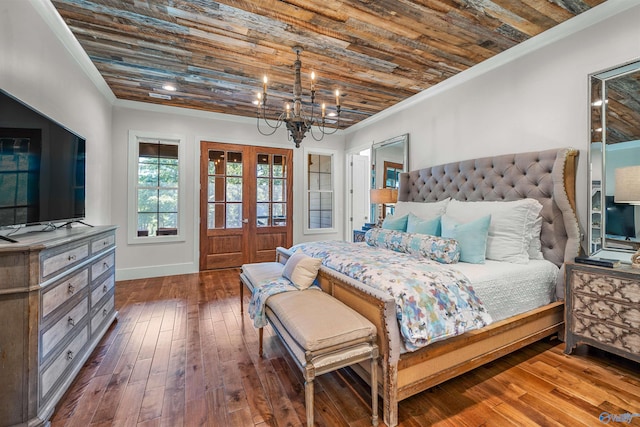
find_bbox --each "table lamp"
[615,165,640,268]
[370,188,398,227]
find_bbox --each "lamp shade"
[370,188,398,204]
[615,166,640,205]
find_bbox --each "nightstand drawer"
[571,314,640,355]
[571,269,640,303]
[572,292,640,330]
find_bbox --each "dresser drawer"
[41,242,90,280]
[91,294,115,335]
[91,252,115,281]
[41,325,89,400]
[91,274,115,309]
[572,292,640,330]
[571,269,640,303]
[41,297,88,360]
[41,268,89,319]
[91,232,116,255]
[571,314,640,355]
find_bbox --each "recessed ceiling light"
[162,84,177,91]
[328,112,337,117]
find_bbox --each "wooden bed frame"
[277,148,580,427]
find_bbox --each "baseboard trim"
[116,262,198,281]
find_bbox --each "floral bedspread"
[291,241,492,351]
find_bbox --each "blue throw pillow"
[381,214,408,231]
[406,213,441,236]
[441,214,491,264]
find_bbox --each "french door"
[199,142,293,270]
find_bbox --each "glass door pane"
[256,153,287,227]
[207,149,243,229]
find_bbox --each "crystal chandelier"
[255,46,341,148]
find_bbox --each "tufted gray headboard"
[398,148,580,269]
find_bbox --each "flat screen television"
[605,195,636,237]
[0,89,86,229]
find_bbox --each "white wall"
[112,103,345,279]
[345,1,640,252]
[0,0,113,226]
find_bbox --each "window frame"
[127,130,186,244]
[303,147,336,234]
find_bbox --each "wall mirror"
[589,59,640,256]
[371,134,409,219]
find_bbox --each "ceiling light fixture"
[255,46,341,148]
[162,84,177,91]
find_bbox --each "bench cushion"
[242,262,284,290]
[267,290,376,352]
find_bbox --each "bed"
[277,147,580,427]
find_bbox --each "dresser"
[0,226,118,426]
[564,262,640,363]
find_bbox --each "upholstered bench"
[240,262,379,427]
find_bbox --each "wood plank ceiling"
[51,0,608,129]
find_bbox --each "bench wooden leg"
[305,378,314,427]
[258,328,264,357]
[371,353,379,426]
[239,279,244,312]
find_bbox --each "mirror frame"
[371,134,409,219]
[588,59,640,256]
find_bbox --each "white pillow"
[282,250,322,289]
[393,198,450,220]
[528,216,544,260]
[444,199,543,264]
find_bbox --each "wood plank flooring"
[51,269,640,426]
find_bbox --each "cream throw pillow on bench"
[282,250,322,289]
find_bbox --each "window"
[305,149,334,232]
[128,131,185,243]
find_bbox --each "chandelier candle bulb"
[335,89,340,106]
[286,103,291,119]
[322,103,326,118]
[311,71,316,91]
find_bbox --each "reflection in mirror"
[589,60,640,259]
[371,134,409,220]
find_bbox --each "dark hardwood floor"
[50,269,640,426]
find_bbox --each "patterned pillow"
[364,228,460,264]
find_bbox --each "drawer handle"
[103,284,108,293]
[68,283,75,294]
[68,254,77,261]
[103,241,108,246]
[103,262,109,270]
[103,308,108,317]
[68,316,75,326]
[66,350,74,361]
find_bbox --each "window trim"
[127,130,186,244]
[303,147,336,234]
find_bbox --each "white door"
[349,154,370,240]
